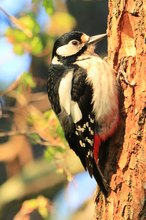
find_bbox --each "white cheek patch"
[56,44,80,57]
[58,70,82,123]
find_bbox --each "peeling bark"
[95,0,146,219]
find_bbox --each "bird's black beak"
[88,33,107,45]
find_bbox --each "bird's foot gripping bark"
[117,57,136,87]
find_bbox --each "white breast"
[75,54,119,139]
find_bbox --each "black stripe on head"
[52,31,88,65]
[57,44,88,65]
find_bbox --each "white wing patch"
[58,70,73,115]
[58,70,82,123]
[70,101,82,123]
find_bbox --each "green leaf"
[20,72,36,88]
[29,133,41,144]
[19,15,40,35]
[7,28,27,42]
[44,147,55,162]
[55,146,66,153]
[44,110,52,120]
[43,0,54,15]
[30,36,43,55]
[5,14,43,55]
[13,43,24,55]
[56,124,65,140]
[45,146,66,162]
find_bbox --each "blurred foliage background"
[0,0,108,219]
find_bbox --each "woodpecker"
[47,31,119,196]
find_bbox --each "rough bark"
[95,0,146,219]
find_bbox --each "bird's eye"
[71,40,79,46]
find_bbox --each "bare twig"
[0,129,35,138]
[0,7,32,37]
[0,129,59,147]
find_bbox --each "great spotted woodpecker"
[47,31,119,196]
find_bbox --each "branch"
[0,129,58,148]
[0,7,32,37]
[0,129,35,138]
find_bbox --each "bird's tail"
[92,160,110,197]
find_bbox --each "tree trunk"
[95,0,146,219]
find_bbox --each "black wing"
[67,66,109,196]
[47,64,74,135]
[47,64,64,114]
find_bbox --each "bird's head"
[51,31,106,65]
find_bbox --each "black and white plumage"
[47,31,119,196]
